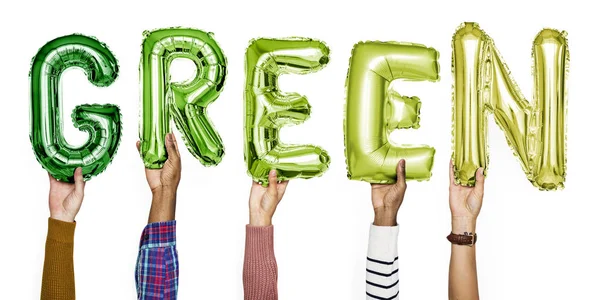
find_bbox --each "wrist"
[249,212,272,227]
[152,188,176,202]
[374,208,398,226]
[451,216,477,233]
[148,189,177,223]
[50,215,75,223]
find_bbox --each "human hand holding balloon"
[137,133,181,223]
[449,160,485,232]
[371,160,407,226]
[249,170,289,227]
[48,168,85,223]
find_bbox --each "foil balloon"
[140,28,227,169]
[30,34,122,182]
[244,38,331,183]
[344,41,438,184]
[452,22,568,190]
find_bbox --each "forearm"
[448,217,479,300]
[41,218,76,300]
[135,221,178,300]
[243,225,278,300]
[148,189,176,223]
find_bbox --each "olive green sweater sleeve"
[41,218,76,300]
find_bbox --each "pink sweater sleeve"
[243,225,278,300]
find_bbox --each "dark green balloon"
[139,28,227,169]
[30,34,122,182]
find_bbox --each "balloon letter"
[345,42,438,183]
[30,34,122,182]
[244,38,331,182]
[140,28,227,168]
[452,22,568,190]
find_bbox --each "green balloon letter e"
[140,28,227,169]
[30,34,122,183]
[345,41,438,183]
[244,38,331,183]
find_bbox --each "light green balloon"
[244,38,331,183]
[140,28,227,169]
[345,41,438,183]
[452,22,568,190]
[29,34,122,182]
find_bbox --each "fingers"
[449,159,456,183]
[395,159,406,188]
[279,180,289,190]
[267,170,278,197]
[136,141,141,153]
[277,180,289,198]
[74,167,85,197]
[474,168,485,195]
[165,133,181,165]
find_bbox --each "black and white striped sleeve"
[366,224,400,300]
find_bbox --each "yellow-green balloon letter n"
[452,23,568,190]
[345,42,438,184]
[244,38,331,182]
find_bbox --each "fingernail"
[400,159,406,168]
[167,133,173,142]
[269,170,277,177]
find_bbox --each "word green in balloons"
[452,22,568,190]
[244,38,331,182]
[140,28,227,169]
[344,42,438,184]
[30,34,122,182]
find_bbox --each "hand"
[137,133,181,223]
[249,170,289,226]
[449,160,485,232]
[137,133,181,195]
[48,168,85,223]
[371,159,407,226]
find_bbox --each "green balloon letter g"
[30,34,122,182]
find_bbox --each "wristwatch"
[447,232,477,246]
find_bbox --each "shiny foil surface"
[29,34,122,182]
[345,41,438,184]
[452,22,568,190]
[244,38,330,183]
[140,28,227,169]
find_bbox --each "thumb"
[474,168,485,195]
[165,133,181,165]
[48,172,56,184]
[74,167,85,197]
[395,159,407,188]
[267,170,278,199]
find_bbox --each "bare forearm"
[148,189,177,223]
[373,208,398,226]
[448,217,479,300]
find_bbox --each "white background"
[1,0,599,299]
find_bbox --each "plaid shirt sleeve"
[135,220,178,300]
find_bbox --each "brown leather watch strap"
[447,232,477,246]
